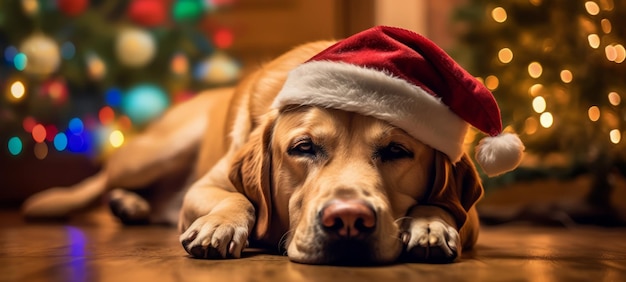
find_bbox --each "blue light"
[14,53,27,71]
[67,133,85,152]
[61,42,76,60]
[105,88,123,108]
[8,136,23,156]
[68,118,84,135]
[122,84,170,125]
[4,45,18,63]
[54,132,68,151]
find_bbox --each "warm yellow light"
[529,84,543,96]
[532,96,547,113]
[610,129,621,144]
[614,44,625,63]
[587,34,600,49]
[529,0,542,6]
[606,45,617,61]
[485,75,499,90]
[10,81,26,100]
[588,106,600,121]
[608,92,621,106]
[585,1,600,15]
[540,112,553,128]
[109,130,125,148]
[601,19,612,33]
[528,62,543,78]
[525,117,538,135]
[498,48,513,63]
[492,7,507,23]
[560,70,573,83]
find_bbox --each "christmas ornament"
[128,0,167,27]
[20,34,61,77]
[272,26,525,177]
[122,84,170,125]
[115,28,156,68]
[194,52,240,84]
[57,0,89,17]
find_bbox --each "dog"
[21,26,511,265]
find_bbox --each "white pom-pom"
[475,133,525,177]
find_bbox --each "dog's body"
[23,41,483,265]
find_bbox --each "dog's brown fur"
[22,41,483,265]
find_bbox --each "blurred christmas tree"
[456,0,625,223]
[0,0,240,160]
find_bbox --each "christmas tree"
[456,0,625,222]
[1,0,240,160]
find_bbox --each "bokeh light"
[22,117,37,132]
[540,112,553,128]
[10,81,26,100]
[61,41,76,60]
[532,96,546,113]
[122,84,169,125]
[529,84,544,96]
[4,46,18,63]
[587,34,600,49]
[608,92,621,106]
[34,142,48,160]
[213,28,234,49]
[585,1,600,15]
[498,48,513,63]
[99,106,115,125]
[525,117,539,135]
[560,70,573,83]
[105,88,123,108]
[610,129,621,144]
[601,19,612,33]
[485,75,499,90]
[8,136,23,156]
[32,124,47,143]
[68,118,84,135]
[54,132,68,151]
[13,53,27,71]
[45,125,58,142]
[109,130,124,148]
[492,7,507,23]
[588,106,600,121]
[528,62,543,78]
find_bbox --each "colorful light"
[109,130,125,148]
[532,96,546,113]
[10,81,26,100]
[22,117,37,132]
[45,125,58,142]
[601,19,612,33]
[528,62,543,78]
[587,34,600,49]
[498,48,513,63]
[606,45,618,61]
[485,75,499,90]
[13,53,27,71]
[61,41,76,60]
[34,142,48,160]
[610,129,621,144]
[588,106,600,122]
[4,46,18,63]
[529,84,544,96]
[171,52,189,75]
[614,44,625,63]
[99,106,115,125]
[560,70,573,83]
[608,92,621,106]
[32,124,47,143]
[492,7,507,23]
[68,118,84,135]
[122,84,170,125]
[54,132,68,151]
[213,28,234,49]
[585,1,600,15]
[105,88,123,107]
[540,112,553,128]
[8,137,23,156]
[525,117,539,135]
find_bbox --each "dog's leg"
[400,205,464,263]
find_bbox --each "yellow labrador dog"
[23,26,524,265]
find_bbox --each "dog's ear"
[228,113,276,240]
[425,151,484,229]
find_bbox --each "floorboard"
[1,208,625,282]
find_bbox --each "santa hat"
[271,26,524,177]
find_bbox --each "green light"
[14,53,27,71]
[8,136,23,156]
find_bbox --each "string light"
[608,92,621,106]
[528,62,543,78]
[485,75,499,90]
[109,130,125,148]
[532,96,547,113]
[585,1,600,15]
[492,7,507,23]
[560,70,573,83]
[498,48,513,63]
[610,129,621,144]
[540,112,553,128]
[587,34,600,48]
[9,80,26,100]
[601,19,612,33]
[588,106,600,121]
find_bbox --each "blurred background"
[1,0,625,226]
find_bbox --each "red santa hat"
[271,26,524,177]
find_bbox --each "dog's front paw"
[180,214,249,259]
[401,218,460,263]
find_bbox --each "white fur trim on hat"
[271,61,469,163]
[475,133,525,177]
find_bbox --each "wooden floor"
[1,208,626,282]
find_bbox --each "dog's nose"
[320,199,376,238]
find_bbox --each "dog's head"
[229,106,482,265]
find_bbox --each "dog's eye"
[288,139,318,157]
[376,142,414,162]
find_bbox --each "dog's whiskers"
[278,229,294,255]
